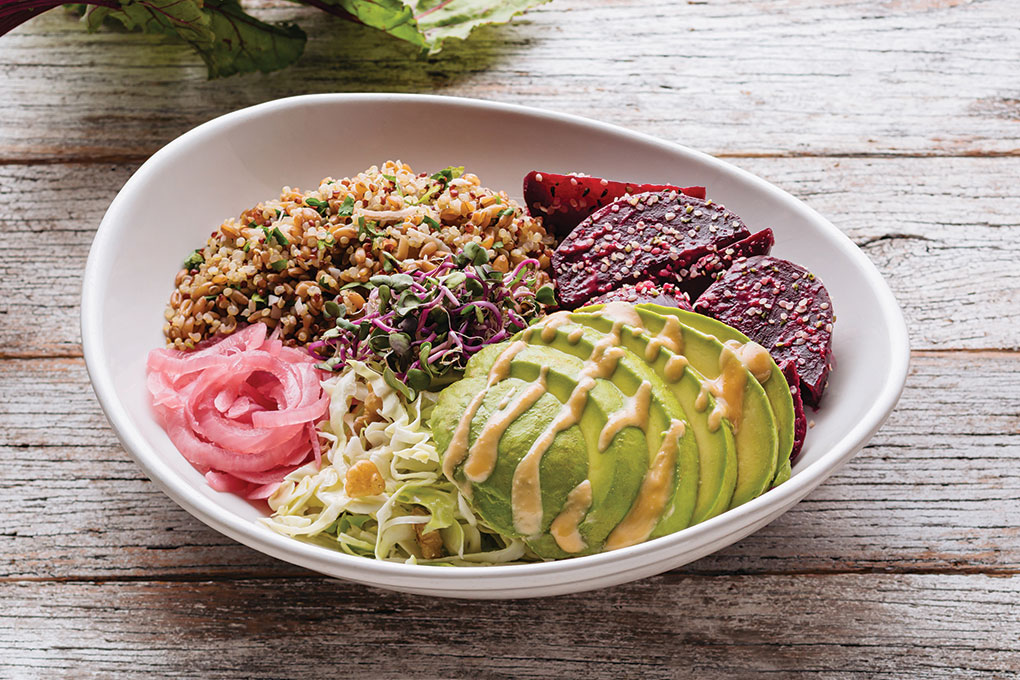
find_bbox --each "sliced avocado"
[578,304,779,509]
[638,303,796,487]
[567,311,737,524]
[771,458,791,487]
[432,342,649,559]
[462,342,512,380]
[430,374,486,457]
[521,323,701,543]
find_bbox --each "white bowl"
[82,94,909,599]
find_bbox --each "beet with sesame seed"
[693,255,834,407]
[780,360,808,461]
[682,228,775,300]
[552,191,751,308]
[523,171,706,239]
[588,280,693,310]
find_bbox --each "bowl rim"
[81,92,910,589]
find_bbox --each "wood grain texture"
[2,0,1020,161]
[2,157,1018,357]
[3,575,1019,678]
[3,353,1017,580]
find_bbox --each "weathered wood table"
[2,0,1018,676]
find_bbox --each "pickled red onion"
[146,323,329,499]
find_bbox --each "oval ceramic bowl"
[82,94,909,599]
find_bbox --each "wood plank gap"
[6,151,1020,168]
[0,154,152,167]
[911,348,1020,357]
[1,348,1017,362]
[712,150,1020,160]
[3,566,1018,585]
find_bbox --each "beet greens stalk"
[0,0,111,35]
[309,242,557,398]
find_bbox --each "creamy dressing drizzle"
[591,346,625,379]
[597,381,652,452]
[540,311,572,342]
[664,354,689,382]
[512,375,597,536]
[591,320,625,364]
[463,366,549,483]
[441,340,527,495]
[695,383,710,412]
[604,419,687,551]
[567,326,584,345]
[601,301,644,328]
[641,315,684,362]
[510,322,625,536]
[549,479,593,553]
[704,341,752,433]
[657,316,685,355]
[727,339,773,383]
[703,339,773,431]
[645,338,664,362]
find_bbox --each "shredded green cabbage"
[262,361,527,565]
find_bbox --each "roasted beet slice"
[524,171,706,239]
[552,191,750,308]
[693,255,834,406]
[780,360,808,462]
[588,280,693,310]
[682,228,775,300]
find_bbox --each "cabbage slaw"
[262,361,527,565]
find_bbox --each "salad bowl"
[81,93,909,598]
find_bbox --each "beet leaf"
[1,0,550,77]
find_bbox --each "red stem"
[414,0,454,20]
[0,0,118,36]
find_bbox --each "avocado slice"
[432,341,649,558]
[578,304,780,509]
[567,311,738,524]
[521,323,701,543]
[772,458,792,487]
[637,303,796,487]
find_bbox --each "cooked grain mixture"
[164,161,556,350]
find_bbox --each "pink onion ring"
[146,324,329,499]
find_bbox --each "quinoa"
[164,161,556,350]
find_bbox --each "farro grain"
[163,161,555,349]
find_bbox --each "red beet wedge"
[524,171,706,239]
[682,228,775,300]
[552,191,750,309]
[780,360,808,461]
[693,255,834,407]
[588,281,693,310]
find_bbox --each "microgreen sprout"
[336,196,356,217]
[183,249,205,270]
[304,197,330,217]
[306,249,557,397]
